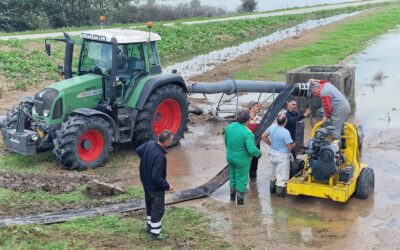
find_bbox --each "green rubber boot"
[237,192,245,205]
[230,188,236,202]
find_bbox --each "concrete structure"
[286,65,355,150]
[286,65,355,115]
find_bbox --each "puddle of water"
[351,26,400,129]
[165,12,361,79]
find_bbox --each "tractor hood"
[34,74,103,125]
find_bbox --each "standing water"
[165,12,361,80]
[351,26,400,129]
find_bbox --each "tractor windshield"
[79,40,146,79]
[79,40,113,75]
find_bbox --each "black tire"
[5,101,33,129]
[133,85,189,146]
[290,159,305,179]
[355,167,374,199]
[53,115,113,171]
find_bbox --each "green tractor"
[2,28,189,170]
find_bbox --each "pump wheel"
[53,115,113,170]
[133,85,188,146]
[355,167,374,199]
[5,101,33,129]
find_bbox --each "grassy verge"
[0,207,229,249]
[0,4,385,91]
[234,4,400,80]
[0,185,144,217]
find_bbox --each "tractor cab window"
[79,41,113,75]
[145,42,161,74]
[119,43,146,78]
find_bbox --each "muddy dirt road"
[162,22,400,250]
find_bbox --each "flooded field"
[164,26,400,249]
[165,12,361,79]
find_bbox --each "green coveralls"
[224,122,261,193]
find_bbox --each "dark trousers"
[250,143,261,177]
[144,189,165,236]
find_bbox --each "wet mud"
[165,22,400,250]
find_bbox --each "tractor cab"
[78,29,162,103]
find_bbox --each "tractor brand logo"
[10,138,20,144]
[77,89,103,98]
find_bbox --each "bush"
[238,0,258,13]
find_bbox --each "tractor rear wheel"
[133,85,188,146]
[53,115,113,170]
[5,101,33,129]
[355,167,374,199]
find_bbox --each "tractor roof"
[80,28,161,44]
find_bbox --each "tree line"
[0,0,258,32]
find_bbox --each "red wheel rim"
[78,130,104,162]
[153,99,182,136]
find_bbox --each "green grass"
[0,185,144,216]
[0,0,365,37]
[234,5,400,81]
[0,207,229,249]
[0,4,385,90]
[153,4,382,65]
[0,152,55,172]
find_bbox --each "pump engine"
[307,126,340,181]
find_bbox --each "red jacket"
[316,80,333,118]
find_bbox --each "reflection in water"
[351,26,400,129]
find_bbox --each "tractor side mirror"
[45,42,51,56]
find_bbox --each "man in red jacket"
[309,79,351,139]
[137,130,174,240]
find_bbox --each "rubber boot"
[276,186,286,197]
[230,188,236,202]
[270,180,276,194]
[249,170,257,180]
[237,192,245,205]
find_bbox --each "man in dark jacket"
[137,130,174,240]
[285,99,311,159]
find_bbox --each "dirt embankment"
[189,9,377,83]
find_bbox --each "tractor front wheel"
[133,85,188,146]
[5,101,33,129]
[53,115,113,170]
[355,167,374,199]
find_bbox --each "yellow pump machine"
[287,122,374,202]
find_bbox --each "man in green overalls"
[224,109,261,205]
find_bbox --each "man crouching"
[137,130,174,240]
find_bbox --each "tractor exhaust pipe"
[63,32,74,79]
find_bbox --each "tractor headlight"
[43,109,50,117]
[31,134,39,141]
